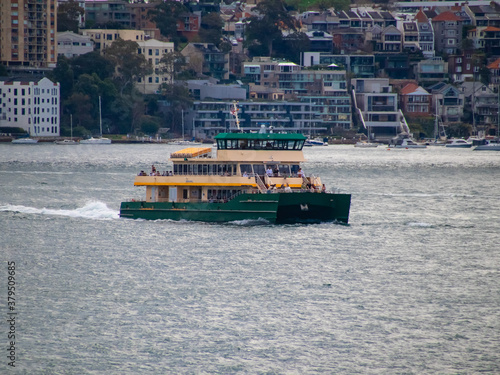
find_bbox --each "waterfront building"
[242,58,351,130]
[181,43,229,81]
[302,53,375,78]
[0,77,60,136]
[427,82,464,124]
[352,78,405,140]
[82,29,145,52]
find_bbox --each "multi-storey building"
[82,29,145,52]
[181,43,229,81]
[399,83,432,116]
[137,39,175,94]
[352,78,404,140]
[56,31,93,58]
[427,82,464,124]
[242,58,351,130]
[415,57,448,85]
[302,53,375,78]
[0,0,57,70]
[460,82,498,132]
[415,10,435,58]
[431,11,463,55]
[0,77,60,136]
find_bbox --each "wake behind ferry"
[119,129,351,224]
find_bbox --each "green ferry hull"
[120,193,350,224]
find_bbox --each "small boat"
[305,138,328,146]
[388,138,427,149]
[445,139,472,148]
[12,138,38,144]
[80,96,111,144]
[473,140,500,151]
[55,114,79,145]
[55,139,78,145]
[80,137,111,144]
[354,140,378,148]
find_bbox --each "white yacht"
[445,139,472,148]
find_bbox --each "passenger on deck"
[273,166,279,176]
[243,171,249,177]
[284,183,292,192]
[297,168,305,178]
[266,167,273,176]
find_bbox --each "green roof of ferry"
[214,132,307,140]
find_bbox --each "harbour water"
[1,144,499,374]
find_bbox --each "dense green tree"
[57,0,84,33]
[199,12,224,46]
[64,93,94,129]
[49,56,74,99]
[140,115,162,135]
[245,0,299,57]
[149,0,188,46]
[71,51,114,81]
[0,63,8,76]
[103,39,153,95]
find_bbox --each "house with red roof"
[399,83,432,117]
[431,11,463,55]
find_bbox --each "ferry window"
[183,189,188,199]
[239,140,248,149]
[296,140,304,150]
[291,165,300,176]
[198,164,203,175]
[279,164,290,176]
[208,164,214,175]
[187,164,192,174]
[253,164,265,175]
[174,164,179,174]
[202,164,208,175]
[217,164,223,175]
[183,164,188,174]
[240,164,252,175]
[217,140,226,149]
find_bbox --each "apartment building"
[0,77,60,136]
[0,0,57,70]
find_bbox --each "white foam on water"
[0,201,119,220]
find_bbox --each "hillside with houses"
[2,0,500,142]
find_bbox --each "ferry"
[119,130,351,224]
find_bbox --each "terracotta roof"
[415,10,429,23]
[432,11,461,22]
[484,26,500,32]
[400,83,418,95]
[487,58,500,69]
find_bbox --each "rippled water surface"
[1,143,499,374]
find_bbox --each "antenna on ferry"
[230,101,242,132]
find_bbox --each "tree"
[158,51,186,84]
[245,0,299,57]
[149,0,188,46]
[57,0,84,33]
[71,51,114,81]
[49,56,74,100]
[199,12,224,46]
[103,39,153,95]
[158,83,193,134]
[274,32,310,63]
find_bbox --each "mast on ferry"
[230,101,241,132]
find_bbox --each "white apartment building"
[0,77,60,136]
[137,39,175,94]
[57,31,94,58]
